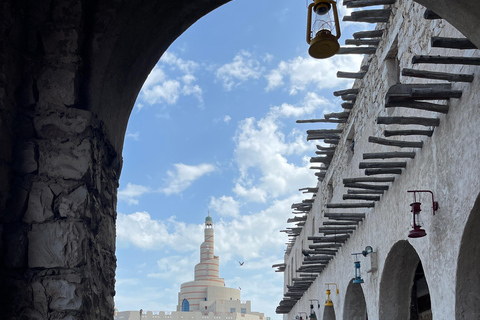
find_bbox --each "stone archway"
[343,280,367,320]
[378,240,432,320]
[455,192,480,319]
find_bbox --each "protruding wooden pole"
[337,71,366,79]
[297,119,347,124]
[343,194,381,201]
[385,101,449,113]
[324,212,365,219]
[345,39,380,46]
[365,168,403,175]
[402,68,474,82]
[347,189,384,194]
[338,47,377,55]
[327,202,375,208]
[342,102,355,109]
[343,9,392,23]
[344,177,395,183]
[346,0,396,8]
[377,116,440,126]
[384,129,434,137]
[368,136,423,148]
[353,30,384,39]
[333,88,360,96]
[431,37,477,49]
[412,55,480,65]
[363,151,416,159]
[344,182,389,190]
[359,161,407,169]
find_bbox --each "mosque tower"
[177,214,240,312]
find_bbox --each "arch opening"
[455,192,480,319]
[379,240,432,320]
[343,280,367,320]
[182,299,190,312]
[323,305,336,320]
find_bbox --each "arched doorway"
[455,192,480,319]
[379,240,432,320]
[343,280,367,320]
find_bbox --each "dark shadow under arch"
[323,305,336,320]
[456,192,480,319]
[378,240,432,320]
[343,280,367,320]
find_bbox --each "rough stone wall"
[283,0,480,319]
[1,102,121,319]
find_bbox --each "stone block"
[37,67,76,106]
[57,186,88,218]
[24,182,54,223]
[44,279,82,311]
[34,105,91,138]
[38,138,91,180]
[31,282,48,316]
[28,221,86,268]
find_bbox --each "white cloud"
[118,183,151,205]
[161,163,216,195]
[139,52,203,107]
[126,131,140,141]
[209,196,240,217]
[223,115,232,124]
[216,51,264,91]
[265,54,363,94]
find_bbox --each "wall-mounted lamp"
[351,253,364,284]
[309,300,320,320]
[306,0,341,59]
[407,190,439,238]
[324,283,339,306]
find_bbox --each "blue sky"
[114,0,369,318]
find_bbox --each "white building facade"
[276,1,480,320]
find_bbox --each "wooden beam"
[343,9,391,23]
[317,145,337,151]
[402,68,474,82]
[344,177,395,183]
[297,119,347,124]
[365,168,403,175]
[323,221,360,226]
[342,102,355,109]
[299,187,319,193]
[315,151,335,156]
[346,0,396,8]
[309,243,343,249]
[304,255,333,261]
[333,88,360,96]
[424,9,441,19]
[327,202,375,208]
[324,111,350,119]
[353,30,384,39]
[310,157,332,163]
[385,101,449,114]
[345,39,380,46]
[344,182,389,190]
[363,151,416,159]
[347,189,384,194]
[431,37,477,50]
[337,71,366,79]
[307,133,341,140]
[359,161,406,169]
[410,88,462,100]
[319,226,357,232]
[384,129,434,137]
[412,55,480,65]
[368,136,423,148]
[338,47,377,55]
[324,212,365,219]
[341,94,357,101]
[377,116,440,126]
[343,194,381,201]
[307,129,343,134]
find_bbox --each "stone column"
[0,102,121,319]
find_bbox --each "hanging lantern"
[309,300,319,320]
[324,283,338,306]
[407,190,439,238]
[306,0,341,59]
[351,253,364,284]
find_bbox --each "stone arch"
[343,280,367,320]
[378,240,432,320]
[455,192,480,319]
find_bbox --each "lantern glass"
[409,202,427,238]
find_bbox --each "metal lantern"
[407,190,439,238]
[309,300,319,320]
[324,283,338,306]
[352,254,364,284]
[306,0,341,59]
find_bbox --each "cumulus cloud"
[216,51,264,91]
[118,183,151,205]
[265,54,363,94]
[161,163,216,195]
[209,196,240,217]
[126,131,140,141]
[139,52,203,107]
